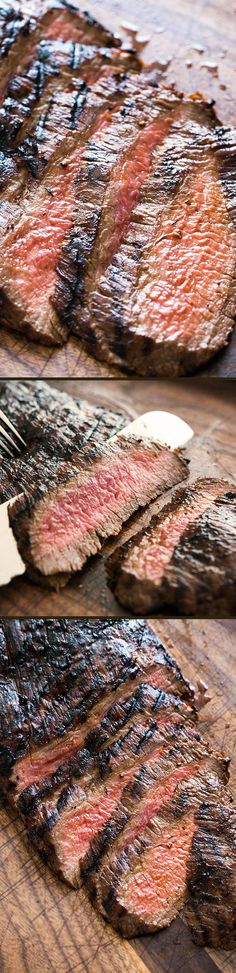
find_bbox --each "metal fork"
[0,408,26,457]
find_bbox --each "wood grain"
[0,619,235,973]
[0,377,235,618]
[0,0,235,379]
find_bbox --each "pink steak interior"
[94,111,179,278]
[33,444,169,564]
[132,162,236,343]
[2,110,112,321]
[119,814,196,922]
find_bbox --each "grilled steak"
[69,110,236,375]
[1,3,235,369]
[0,40,133,157]
[0,378,128,585]
[8,432,188,580]
[107,478,236,616]
[0,618,233,947]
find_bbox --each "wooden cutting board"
[0,0,235,379]
[0,377,235,617]
[0,618,235,973]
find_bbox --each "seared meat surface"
[0,1,235,371]
[0,618,233,946]
[107,478,236,616]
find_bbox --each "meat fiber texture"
[7,430,188,581]
[106,478,236,617]
[0,2,235,373]
[0,378,128,585]
[0,618,234,946]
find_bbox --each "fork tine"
[0,408,26,446]
[0,437,14,457]
[0,422,21,453]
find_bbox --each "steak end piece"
[106,478,236,616]
[8,436,188,580]
[185,801,236,948]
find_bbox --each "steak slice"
[7,435,188,580]
[0,71,135,343]
[0,0,119,101]
[0,378,127,502]
[0,378,128,586]
[69,105,236,376]
[53,82,183,337]
[0,39,133,154]
[107,478,236,615]
[0,618,233,946]
[186,802,236,948]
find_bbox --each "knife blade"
[0,411,193,587]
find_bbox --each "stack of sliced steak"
[0,0,235,372]
[0,618,234,945]
[107,478,236,616]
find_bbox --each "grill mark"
[69,83,87,129]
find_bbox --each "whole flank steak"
[0,618,234,946]
[0,1,235,372]
[107,478,236,616]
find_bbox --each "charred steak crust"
[106,478,236,616]
[0,378,128,501]
[0,619,194,773]
[185,802,236,948]
[0,618,233,948]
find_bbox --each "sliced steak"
[88,761,229,936]
[0,619,193,778]
[68,106,236,375]
[47,723,206,886]
[186,802,236,948]
[0,71,135,343]
[0,618,233,945]
[0,39,133,153]
[7,435,188,580]
[107,478,236,615]
[0,378,128,586]
[0,0,119,101]
[0,378,127,501]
